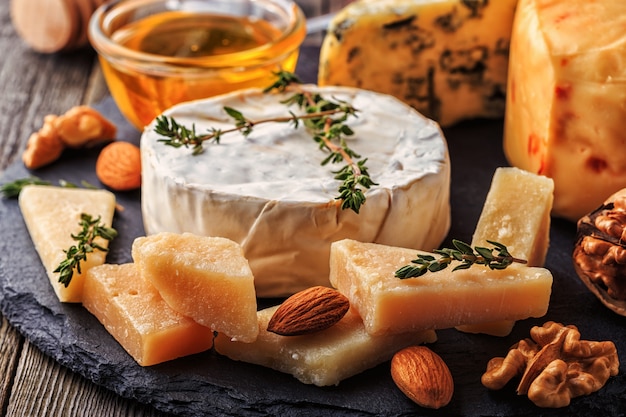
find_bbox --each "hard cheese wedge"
[330,239,553,336]
[132,232,258,343]
[214,305,437,386]
[457,167,554,336]
[83,263,214,366]
[318,0,518,126]
[18,185,116,303]
[471,167,554,267]
[504,0,626,221]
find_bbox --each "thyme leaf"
[0,177,51,198]
[154,70,377,213]
[54,213,118,287]
[0,177,98,198]
[395,240,527,279]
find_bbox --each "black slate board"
[2,90,626,416]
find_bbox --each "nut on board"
[482,321,618,408]
[573,188,626,315]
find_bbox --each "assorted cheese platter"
[1,93,625,416]
[3,0,626,414]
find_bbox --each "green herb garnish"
[395,240,527,279]
[54,213,117,287]
[0,177,51,198]
[0,177,98,198]
[154,70,376,214]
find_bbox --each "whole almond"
[267,286,350,336]
[391,346,454,409]
[96,142,141,191]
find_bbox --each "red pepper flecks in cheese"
[504,0,626,222]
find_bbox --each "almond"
[267,286,350,336]
[391,346,454,409]
[96,141,141,191]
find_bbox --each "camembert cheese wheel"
[318,0,518,126]
[504,0,626,221]
[141,86,451,297]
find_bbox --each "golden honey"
[91,2,306,130]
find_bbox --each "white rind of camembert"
[141,86,451,297]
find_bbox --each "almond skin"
[391,346,454,409]
[267,286,350,336]
[96,141,141,191]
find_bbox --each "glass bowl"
[89,0,306,130]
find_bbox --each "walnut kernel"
[21,106,117,169]
[482,321,618,408]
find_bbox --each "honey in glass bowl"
[89,0,306,130]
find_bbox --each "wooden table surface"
[0,2,180,415]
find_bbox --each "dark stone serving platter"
[2,71,626,416]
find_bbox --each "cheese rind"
[141,86,451,297]
[214,305,437,386]
[131,232,259,343]
[330,239,553,336]
[18,185,116,303]
[504,0,626,221]
[83,263,214,366]
[456,166,554,336]
[318,0,518,126]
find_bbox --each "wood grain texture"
[0,1,172,416]
[0,317,22,416]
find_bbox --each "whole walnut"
[573,188,626,315]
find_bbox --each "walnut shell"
[573,188,626,316]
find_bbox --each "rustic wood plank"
[0,3,173,415]
[0,0,96,171]
[5,341,172,417]
[0,315,23,416]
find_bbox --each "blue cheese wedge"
[141,86,451,297]
[318,0,518,126]
[18,185,116,303]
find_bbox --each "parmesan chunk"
[132,232,259,343]
[83,263,214,366]
[18,185,116,303]
[214,305,437,386]
[330,239,553,336]
[457,167,554,336]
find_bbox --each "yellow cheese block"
[132,232,259,343]
[504,0,626,221]
[18,185,116,303]
[318,0,518,126]
[329,239,553,336]
[214,305,437,387]
[471,167,554,267]
[83,263,214,366]
[456,167,554,336]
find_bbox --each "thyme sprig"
[54,213,117,287]
[1,177,52,198]
[0,177,97,198]
[395,239,527,279]
[154,70,377,213]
